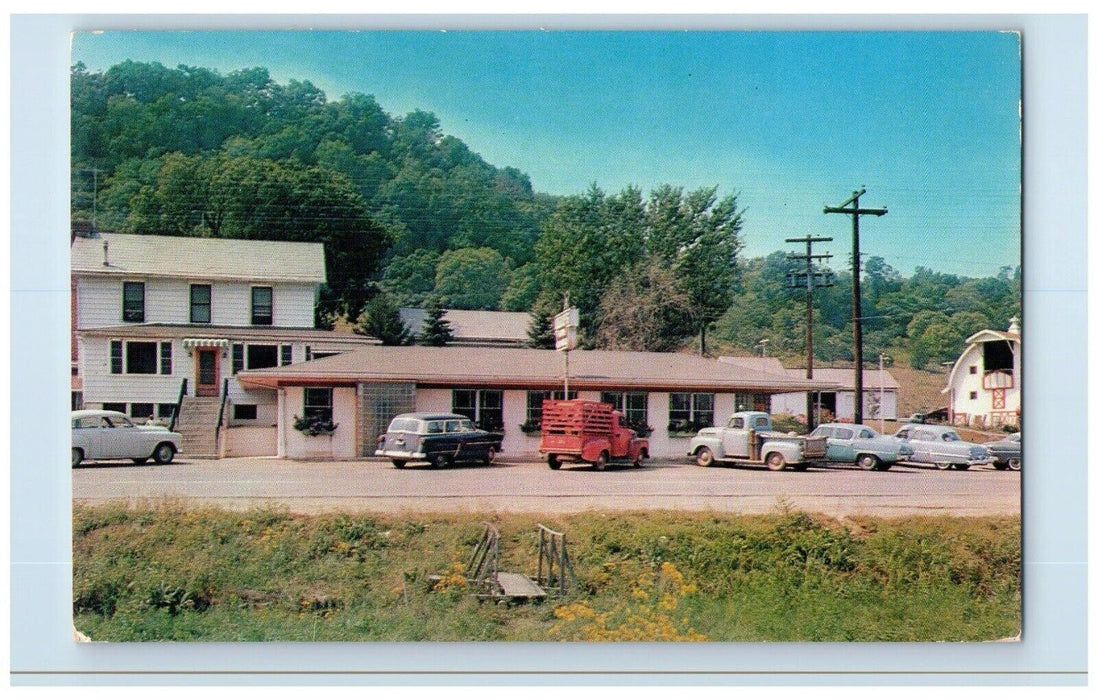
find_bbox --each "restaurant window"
[280,345,293,366]
[122,281,145,322]
[600,391,649,430]
[190,284,212,324]
[232,343,245,374]
[303,388,333,423]
[453,389,504,432]
[524,390,576,430]
[669,392,714,433]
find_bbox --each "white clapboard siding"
[76,277,318,329]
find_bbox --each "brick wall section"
[357,382,417,457]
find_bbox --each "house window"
[735,393,771,412]
[232,343,245,374]
[969,391,978,400]
[126,341,158,374]
[303,388,333,422]
[251,287,273,326]
[969,365,978,375]
[247,344,278,369]
[233,404,258,420]
[190,284,212,324]
[110,340,123,374]
[453,389,504,431]
[102,402,126,414]
[669,392,714,432]
[601,391,650,429]
[280,345,293,366]
[159,341,172,375]
[157,404,176,420]
[525,390,576,429]
[130,403,154,420]
[122,282,145,322]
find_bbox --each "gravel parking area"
[72,455,1021,518]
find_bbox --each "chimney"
[102,239,109,267]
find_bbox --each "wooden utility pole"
[824,188,887,424]
[786,235,833,430]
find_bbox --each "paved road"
[72,456,1021,518]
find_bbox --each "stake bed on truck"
[687,411,827,471]
[539,399,649,471]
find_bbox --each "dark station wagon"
[375,412,504,469]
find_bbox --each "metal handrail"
[214,378,229,455]
[169,378,187,432]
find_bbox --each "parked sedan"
[984,432,1021,471]
[892,424,991,470]
[375,412,504,468]
[808,423,914,471]
[71,409,183,467]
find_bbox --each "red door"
[195,348,220,397]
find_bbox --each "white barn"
[943,319,1021,429]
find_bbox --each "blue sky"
[71,30,1021,278]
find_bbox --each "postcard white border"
[8,13,1088,685]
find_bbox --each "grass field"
[73,503,1021,642]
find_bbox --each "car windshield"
[1010,433,1021,443]
[727,417,744,429]
[809,427,831,438]
[859,429,876,438]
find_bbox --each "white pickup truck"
[686,411,827,471]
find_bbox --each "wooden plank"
[495,572,546,599]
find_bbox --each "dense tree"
[434,247,511,310]
[526,303,557,350]
[355,293,412,346]
[645,185,743,354]
[418,297,455,347]
[120,151,391,319]
[380,248,440,307]
[594,261,692,352]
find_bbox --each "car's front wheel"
[765,452,786,471]
[695,447,714,468]
[431,454,451,469]
[71,448,83,468]
[1007,458,1021,471]
[547,455,561,470]
[935,462,952,471]
[152,443,176,465]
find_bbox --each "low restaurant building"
[237,346,837,461]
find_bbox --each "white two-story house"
[71,231,377,457]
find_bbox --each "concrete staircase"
[174,396,223,458]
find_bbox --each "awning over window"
[182,338,230,350]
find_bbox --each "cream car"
[71,410,183,467]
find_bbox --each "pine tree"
[527,304,556,349]
[355,293,412,346]
[418,298,454,346]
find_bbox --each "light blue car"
[808,423,913,471]
[892,424,992,471]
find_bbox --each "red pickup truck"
[539,399,649,470]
